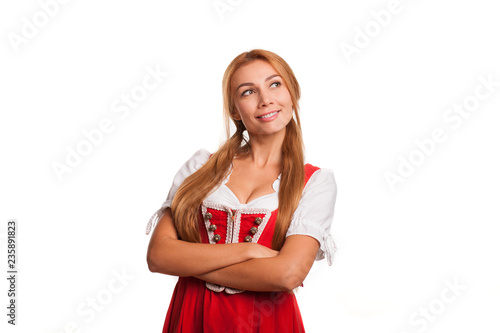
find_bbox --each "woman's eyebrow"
[264,74,281,82]
[236,74,282,91]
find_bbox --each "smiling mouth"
[257,111,279,119]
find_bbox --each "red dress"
[161,164,320,333]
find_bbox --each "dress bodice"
[200,202,276,247]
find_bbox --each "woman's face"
[231,60,293,138]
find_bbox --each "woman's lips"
[257,110,279,121]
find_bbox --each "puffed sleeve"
[145,148,211,235]
[285,168,338,265]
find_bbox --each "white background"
[1,0,499,332]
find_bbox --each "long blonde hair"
[171,49,304,250]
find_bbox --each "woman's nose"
[259,90,273,107]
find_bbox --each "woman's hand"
[247,243,279,259]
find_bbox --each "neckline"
[222,163,281,205]
[221,184,277,206]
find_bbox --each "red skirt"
[162,277,305,333]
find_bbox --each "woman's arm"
[195,234,320,292]
[146,208,278,276]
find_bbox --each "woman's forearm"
[194,235,319,292]
[147,208,279,277]
[147,237,255,277]
[195,255,301,292]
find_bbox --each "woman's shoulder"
[171,148,212,179]
[304,164,335,186]
[301,165,337,200]
[182,148,211,166]
[190,148,212,160]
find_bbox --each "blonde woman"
[146,49,337,332]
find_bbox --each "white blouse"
[146,149,338,265]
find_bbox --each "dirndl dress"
[145,149,338,333]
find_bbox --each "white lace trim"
[231,209,240,244]
[236,208,272,244]
[201,202,233,244]
[205,282,226,293]
[205,282,244,294]
[325,234,338,266]
[145,200,171,235]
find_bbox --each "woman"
[145,49,337,332]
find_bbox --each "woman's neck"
[245,129,285,168]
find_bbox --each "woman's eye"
[270,81,281,88]
[242,89,254,96]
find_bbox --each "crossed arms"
[146,208,319,292]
